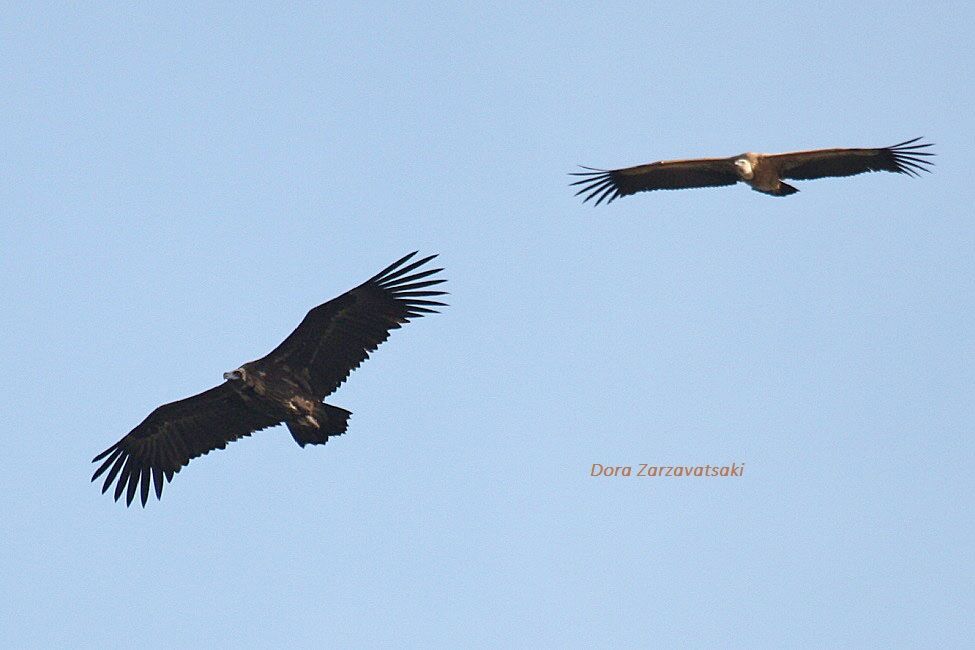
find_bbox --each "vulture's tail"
[763,182,799,197]
[288,403,352,447]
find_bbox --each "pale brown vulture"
[92,252,447,507]
[571,137,934,204]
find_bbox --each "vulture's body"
[571,138,934,205]
[92,252,446,507]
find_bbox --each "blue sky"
[2,3,972,647]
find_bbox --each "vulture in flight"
[92,252,447,507]
[571,137,934,204]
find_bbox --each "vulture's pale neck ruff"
[734,156,755,180]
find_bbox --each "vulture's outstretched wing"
[770,137,935,180]
[570,158,738,205]
[91,384,281,507]
[259,251,447,399]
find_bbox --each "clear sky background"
[2,3,972,647]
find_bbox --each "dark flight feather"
[771,137,935,180]
[570,158,737,205]
[91,384,281,506]
[262,251,447,399]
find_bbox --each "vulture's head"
[734,157,754,179]
[223,367,247,382]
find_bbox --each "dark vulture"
[92,252,447,507]
[571,137,934,204]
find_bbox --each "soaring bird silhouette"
[571,137,934,204]
[92,252,447,507]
